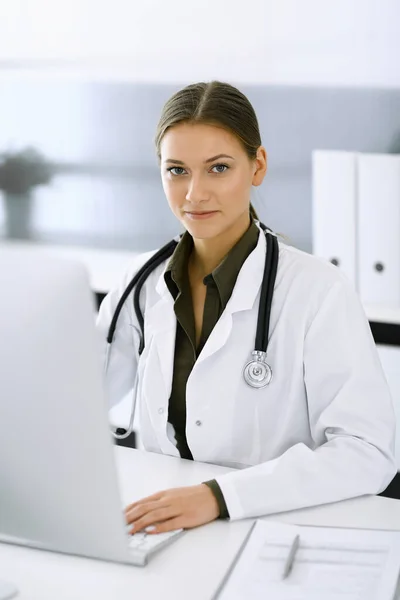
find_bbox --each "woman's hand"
[125,484,220,534]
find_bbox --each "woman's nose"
[185,176,210,203]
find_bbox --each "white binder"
[312,151,357,287]
[357,154,400,305]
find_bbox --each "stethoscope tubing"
[104,222,279,437]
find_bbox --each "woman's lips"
[184,211,218,220]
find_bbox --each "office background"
[1,81,400,253]
[1,0,400,253]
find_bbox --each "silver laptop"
[0,248,183,566]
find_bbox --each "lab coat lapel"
[197,229,267,364]
[146,273,176,398]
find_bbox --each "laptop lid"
[0,248,131,564]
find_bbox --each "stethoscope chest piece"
[243,350,272,388]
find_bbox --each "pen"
[282,534,300,580]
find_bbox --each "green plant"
[0,147,53,195]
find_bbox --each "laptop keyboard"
[127,528,184,565]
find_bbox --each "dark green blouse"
[164,220,260,518]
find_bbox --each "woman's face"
[160,122,267,240]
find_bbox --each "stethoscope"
[104,222,279,439]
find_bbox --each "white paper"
[216,521,400,600]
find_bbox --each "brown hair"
[155,80,262,221]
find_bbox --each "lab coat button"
[195,420,202,426]
[158,408,164,414]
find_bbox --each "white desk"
[0,447,399,600]
[0,240,139,296]
[365,304,400,326]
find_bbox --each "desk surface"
[1,447,400,600]
[0,239,139,298]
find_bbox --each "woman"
[97,81,396,535]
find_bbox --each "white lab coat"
[97,226,396,520]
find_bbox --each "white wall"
[0,0,399,87]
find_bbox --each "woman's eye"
[167,167,186,176]
[211,164,229,173]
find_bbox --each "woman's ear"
[252,147,267,187]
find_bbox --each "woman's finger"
[125,500,168,524]
[147,517,184,534]
[130,506,179,533]
[124,491,164,513]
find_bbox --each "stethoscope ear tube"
[261,228,279,351]
[106,239,178,345]
[105,239,177,440]
[243,224,279,389]
[111,371,140,440]
[255,225,274,350]
[104,222,280,439]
